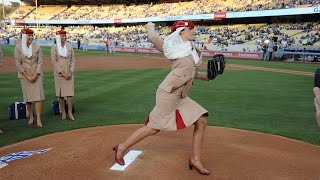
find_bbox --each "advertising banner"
[214,12,226,19]
[115,48,262,59]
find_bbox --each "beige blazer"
[14,43,45,102]
[51,43,75,76]
[51,43,75,97]
[148,34,202,97]
[14,44,43,79]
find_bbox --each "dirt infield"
[0,56,319,179]
[1,56,312,76]
[0,56,251,73]
[0,125,319,179]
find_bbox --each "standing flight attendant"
[15,28,45,128]
[113,21,210,175]
[51,28,75,121]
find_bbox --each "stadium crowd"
[0,0,319,61]
[1,22,319,54]
[8,0,320,20]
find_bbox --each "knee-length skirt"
[54,75,74,97]
[145,87,208,131]
[20,77,45,102]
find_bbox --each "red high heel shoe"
[113,145,125,165]
[188,159,210,175]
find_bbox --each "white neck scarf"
[163,27,199,64]
[56,35,68,57]
[21,34,33,58]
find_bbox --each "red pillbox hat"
[21,28,34,34]
[171,20,195,32]
[56,29,67,35]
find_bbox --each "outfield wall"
[70,41,263,60]
[5,39,262,59]
[114,47,263,59]
[5,39,320,61]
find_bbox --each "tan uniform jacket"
[145,33,208,131]
[51,43,75,97]
[51,43,75,76]
[14,44,45,102]
[15,44,43,78]
[148,34,202,97]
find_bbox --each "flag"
[0,148,51,163]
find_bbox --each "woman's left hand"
[31,74,39,83]
[65,72,72,80]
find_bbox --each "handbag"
[52,100,75,115]
[8,102,29,120]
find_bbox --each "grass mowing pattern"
[0,45,319,147]
[224,59,319,73]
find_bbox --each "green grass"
[225,59,318,73]
[0,45,319,147]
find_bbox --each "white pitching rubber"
[110,150,142,171]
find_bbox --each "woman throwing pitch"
[113,21,210,175]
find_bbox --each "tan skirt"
[54,75,74,97]
[20,77,45,102]
[146,87,208,131]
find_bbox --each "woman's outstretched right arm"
[146,22,164,53]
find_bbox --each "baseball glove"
[207,54,225,80]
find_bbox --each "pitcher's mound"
[0,125,319,179]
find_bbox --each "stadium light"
[2,0,4,21]
[34,0,39,35]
